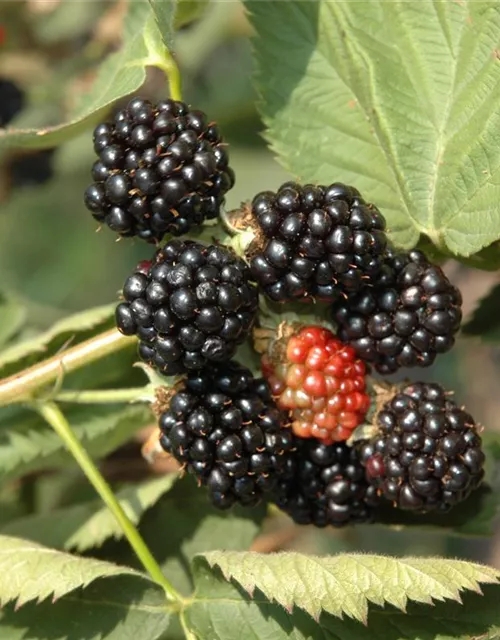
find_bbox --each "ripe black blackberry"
[360,382,485,513]
[115,240,258,374]
[83,97,234,241]
[158,363,295,509]
[248,182,388,303]
[0,78,24,127]
[272,438,379,527]
[331,250,462,374]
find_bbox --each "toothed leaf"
[0,535,147,607]
[195,551,499,623]
[186,561,500,640]
[0,575,170,640]
[247,0,500,257]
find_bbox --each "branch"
[0,329,136,407]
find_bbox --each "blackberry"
[115,240,258,374]
[272,438,379,527]
[331,250,462,373]
[9,149,55,187]
[84,97,234,241]
[158,363,295,508]
[0,78,24,127]
[249,182,388,303]
[360,382,485,513]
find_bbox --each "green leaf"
[149,0,178,47]
[197,551,499,623]
[463,283,500,340]
[186,563,500,640]
[0,2,168,150]
[0,575,170,640]
[2,473,178,552]
[149,0,208,42]
[100,477,265,596]
[246,0,500,256]
[0,404,153,481]
[0,535,147,607]
[0,293,25,349]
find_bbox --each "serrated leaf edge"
[197,551,500,624]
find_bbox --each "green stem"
[37,401,183,605]
[154,51,182,101]
[0,329,135,408]
[55,387,147,404]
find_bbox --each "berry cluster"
[84,97,234,241]
[331,250,462,373]
[79,95,484,523]
[158,362,295,508]
[360,383,484,512]
[116,239,258,375]
[263,326,370,443]
[249,182,388,302]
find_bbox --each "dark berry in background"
[360,382,485,513]
[249,181,388,303]
[84,97,235,242]
[272,438,379,527]
[158,363,294,509]
[0,78,24,127]
[332,250,462,374]
[9,149,56,187]
[115,240,258,375]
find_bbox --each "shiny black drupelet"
[331,250,462,373]
[84,97,234,241]
[360,382,485,513]
[158,363,295,509]
[272,438,379,527]
[249,181,388,303]
[115,240,258,375]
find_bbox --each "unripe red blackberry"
[84,97,234,241]
[158,363,295,509]
[115,240,258,374]
[272,437,379,527]
[262,325,370,443]
[360,382,485,513]
[248,182,388,303]
[331,250,462,373]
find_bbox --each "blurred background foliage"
[0,0,499,573]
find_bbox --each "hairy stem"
[37,402,184,604]
[55,387,147,404]
[0,329,135,407]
